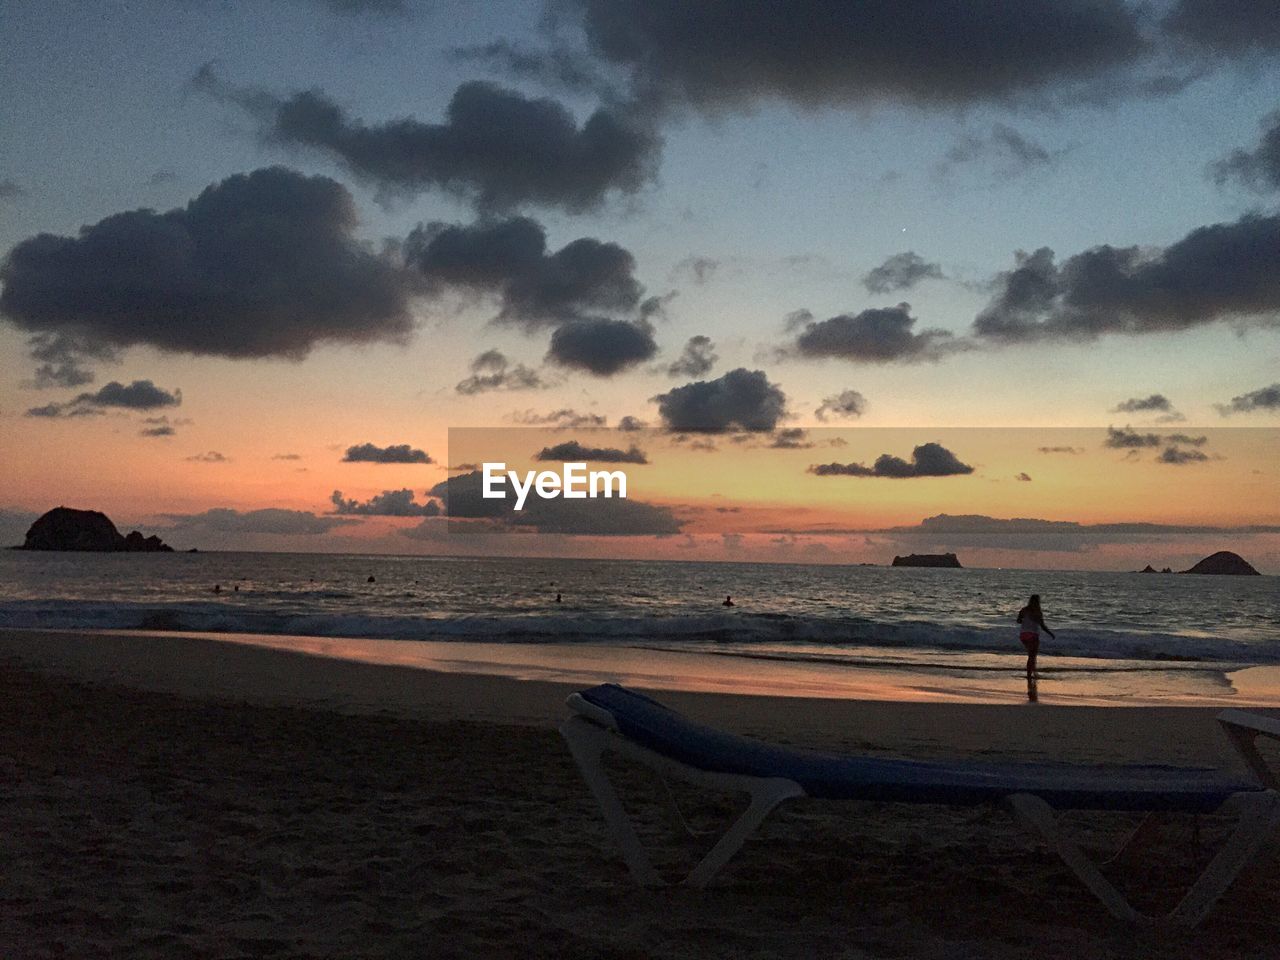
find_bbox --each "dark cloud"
[862,252,944,294]
[405,216,644,330]
[558,0,1149,109]
[1164,433,1208,447]
[330,489,441,516]
[0,167,415,364]
[973,212,1280,343]
[768,428,814,450]
[790,303,954,363]
[187,451,229,463]
[342,442,434,464]
[1016,472,1033,481]
[1212,109,1280,193]
[1158,446,1210,464]
[814,389,867,421]
[1217,382,1280,414]
[652,368,788,433]
[1112,393,1174,413]
[317,0,408,14]
[1038,445,1083,454]
[546,318,657,376]
[535,441,648,463]
[23,333,113,389]
[449,40,614,98]
[940,124,1063,176]
[199,67,659,213]
[666,335,717,377]
[140,416,183,438]
[1104,425,1163,448]
[809,442,974,478]
[616,415,647,431]
[455,349,547,395]
[165,507,356,535]
[511,408,608,429]
[1163,1,1280,56]
[0,179,24,200]
[22,379,181,418]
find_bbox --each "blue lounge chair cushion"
[579,684,1260,813]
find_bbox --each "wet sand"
[2,628,1279,958]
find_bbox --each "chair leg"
[1007,791,1280,929]
[560,716,803,888]
[560,716,663,886]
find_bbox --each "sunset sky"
[2,1,1279,568]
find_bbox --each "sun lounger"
[560,684,1280,928]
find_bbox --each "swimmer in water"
[723,595,734,607]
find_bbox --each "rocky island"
[891,553,962,568]
[1180,551,1260,576]
[15,507,174,552]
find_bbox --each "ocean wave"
[0,598,1275,666]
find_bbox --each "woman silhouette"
[1016,594,1055,678]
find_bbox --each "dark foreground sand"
[2,630,1279,959]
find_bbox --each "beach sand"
[2,628,1279,958]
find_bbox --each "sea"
[1,551,1277,705]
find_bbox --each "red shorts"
[1019,632,1039,651]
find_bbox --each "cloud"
[510,496,682,536]
[187,451,229,463]
[1038,445,1083,454]
[1217,382,1280,414]
[809,442,974,478]
[411,222,643,326]
[455,349,547,395]
[330,489,441,516]
[1213,109,1280,192]
[198,67,659,213]
[862,252,944,294]
[555,0,1149,110]
[973,212,1280,343]
[672,256,719,285]
[768,428,814,449]
[22,379,182,418]
[139,415,188,438]
[1112,393,1174,413]
[1104,425,1163,448]
[0,167,415,365]
[789,303,955,363]
[535,440,648,463]
[546,318,657,375]
[272,453,303,460]
[1163,1,1280,56]
[666,335,717,377]
[814,389,867,421]
[22,333,112,389]
[940,124,1064,176]
[652,368,788,433]
[1016,472,1033,481]
[510,408,608,429]
[1157,446,1210,464]
[342,442,434,464]
[0,179,24,200]
[616,415,647,431]
[165,507,357,535]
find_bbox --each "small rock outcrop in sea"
[16,507,174,552]
[1179,551,1261,576]
[1139,564,1158,573]
[891,553,962,568]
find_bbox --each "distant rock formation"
[892,552,962,568]
[1180,551,1260,576]
[17,507,174,552]
[1138,565,1173,574]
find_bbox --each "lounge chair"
[560,683,1280,929]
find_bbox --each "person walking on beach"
[1016,594,1055,678]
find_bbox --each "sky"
[1,0,1279,568]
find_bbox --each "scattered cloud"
[272,453,303,460]
[22,379,181,418]
[653,368,788,433]
[1016,472,1033,481]
[0,179,24,200]
[196,66,659,214]
[939,123,1065,177]
[187,451,229,463]
[1162,0,1280,57]
[1216,382,1280,414]
[0,167,415,366]
[666,335,717,377]
[330,489,441,516]
[862,252,944,294]
[809,442,974,478]
[1104,425,1163,448]
[535,440,648,463]
[342,442,434,464]
[165,507,357,534]
[455,349,547,395]
[22,333,113,389]
[1212,109,1280,193]
[1112,393,1174,413]
[616,415,647,432]
[768,428,814,449]
[1157,445,1209,464]
[546,318,657,375]
[510,408,608,429]
[671,256,719,285]
[789,303,956,363]
[973,212,1280,344]
[814,389,867,421]
[1038,445,1083,454]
